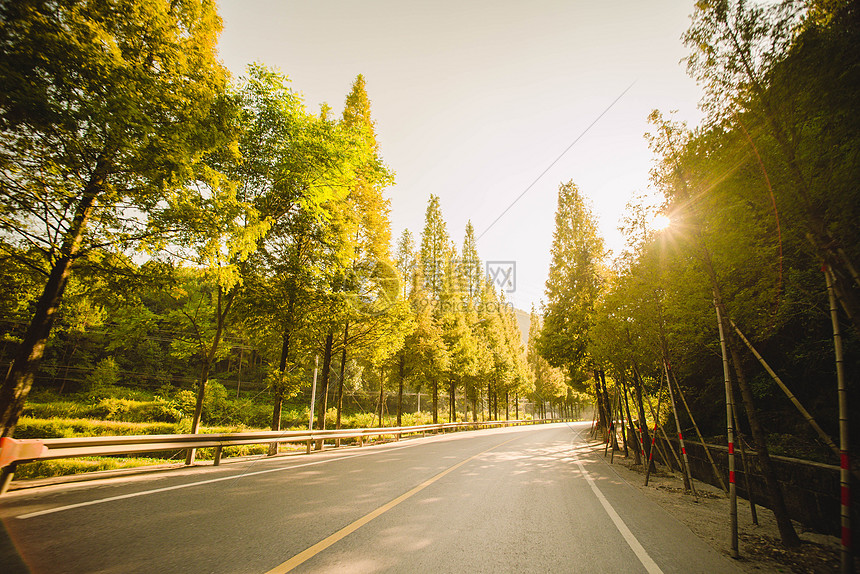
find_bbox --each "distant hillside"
[514,307,530,347]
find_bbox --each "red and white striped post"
[825,266,852,574]
[665,359,697,501]
[715,296,739,559]
[643,374,666,487]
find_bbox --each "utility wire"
[477,81,636,241]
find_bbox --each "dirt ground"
[593,440,855,573]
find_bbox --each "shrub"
[129,399,182,423]
[202,380,230,424]
[89,397,133,420]
[23,401,84,419]
[175,389,197,416]
[15,457,168,480]
[232,399,271,428]
[85,357,120,394]
[14,417,178,439]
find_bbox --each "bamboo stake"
[730,383,758,526]
[610,384,619,463]
[618,377,630,459]
[306,355,319,455]
[671,369,728,493]
[826,267,853,574]
[645,382,684,474]
[644,374,667,486]
[630,370,647,465]
[632,365,652,465]
[715,297,739,559]
[620,374,640,465]
[665,359,697,500]
[731,319,840,460]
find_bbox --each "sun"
[651,214,671,232]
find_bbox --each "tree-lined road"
[0,423,740,573]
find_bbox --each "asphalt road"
[0,422,742,573]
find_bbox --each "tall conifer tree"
[537,181,605,382]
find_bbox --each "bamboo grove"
[544,0,859,549]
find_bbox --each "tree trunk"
[314,332,334,450]
[397,351,405,427]
[631,366,652,464]
[432,377,438,424]
[186,286,236,464]
[267,330,292,456]
[236,347,243,399]
[335,322,349,431]
[0,161,106,437]
[728,329,799,546]
[449,379,455,422]
[619,373,638,463]
[377,365,385,426]
[599,370,619,451]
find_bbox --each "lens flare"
[651,214,671,231]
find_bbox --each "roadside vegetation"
[0,1,857,544]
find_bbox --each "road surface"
[0,422,741,573]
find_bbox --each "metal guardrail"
[0,418,564,494]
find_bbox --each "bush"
[175,389,197,416]
[85,357,120,394]
[131,399,182,423]
[23,401,85,419]
[14,417,178,439]
[233,399,271,428]
[202,380,230,424]
[88,397,133,420]
[15,457,168,480]
[174,381,233,424]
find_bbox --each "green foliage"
[590,0,860,451]
[538,181,606,378]
[84,358,120,394]
[15,457,171,480]
[15,418,178,439]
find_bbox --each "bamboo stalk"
[620,373,640,464]
[610,383,619,463]
[731,319,839,459]
[665,359,697,500]
[646,380,684,474]
[671,369,728,493]
[643,374,666,486]
[730,384,758,526]
[826,267,852,574]
[715,297,739,559]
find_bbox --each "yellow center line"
[264,435,521,574]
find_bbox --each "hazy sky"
[216,0,704,310]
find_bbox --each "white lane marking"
[15,426,538,520]
[15,442,421,520]
[569,429,664,574]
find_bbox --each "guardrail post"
[0,463,16,495]
[359,436,364,447]
[305,439,312,454]
[213,445,223,466]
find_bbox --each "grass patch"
[15,417,179,439]
[14,457,171,480]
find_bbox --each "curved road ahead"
[0,422,741,573]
